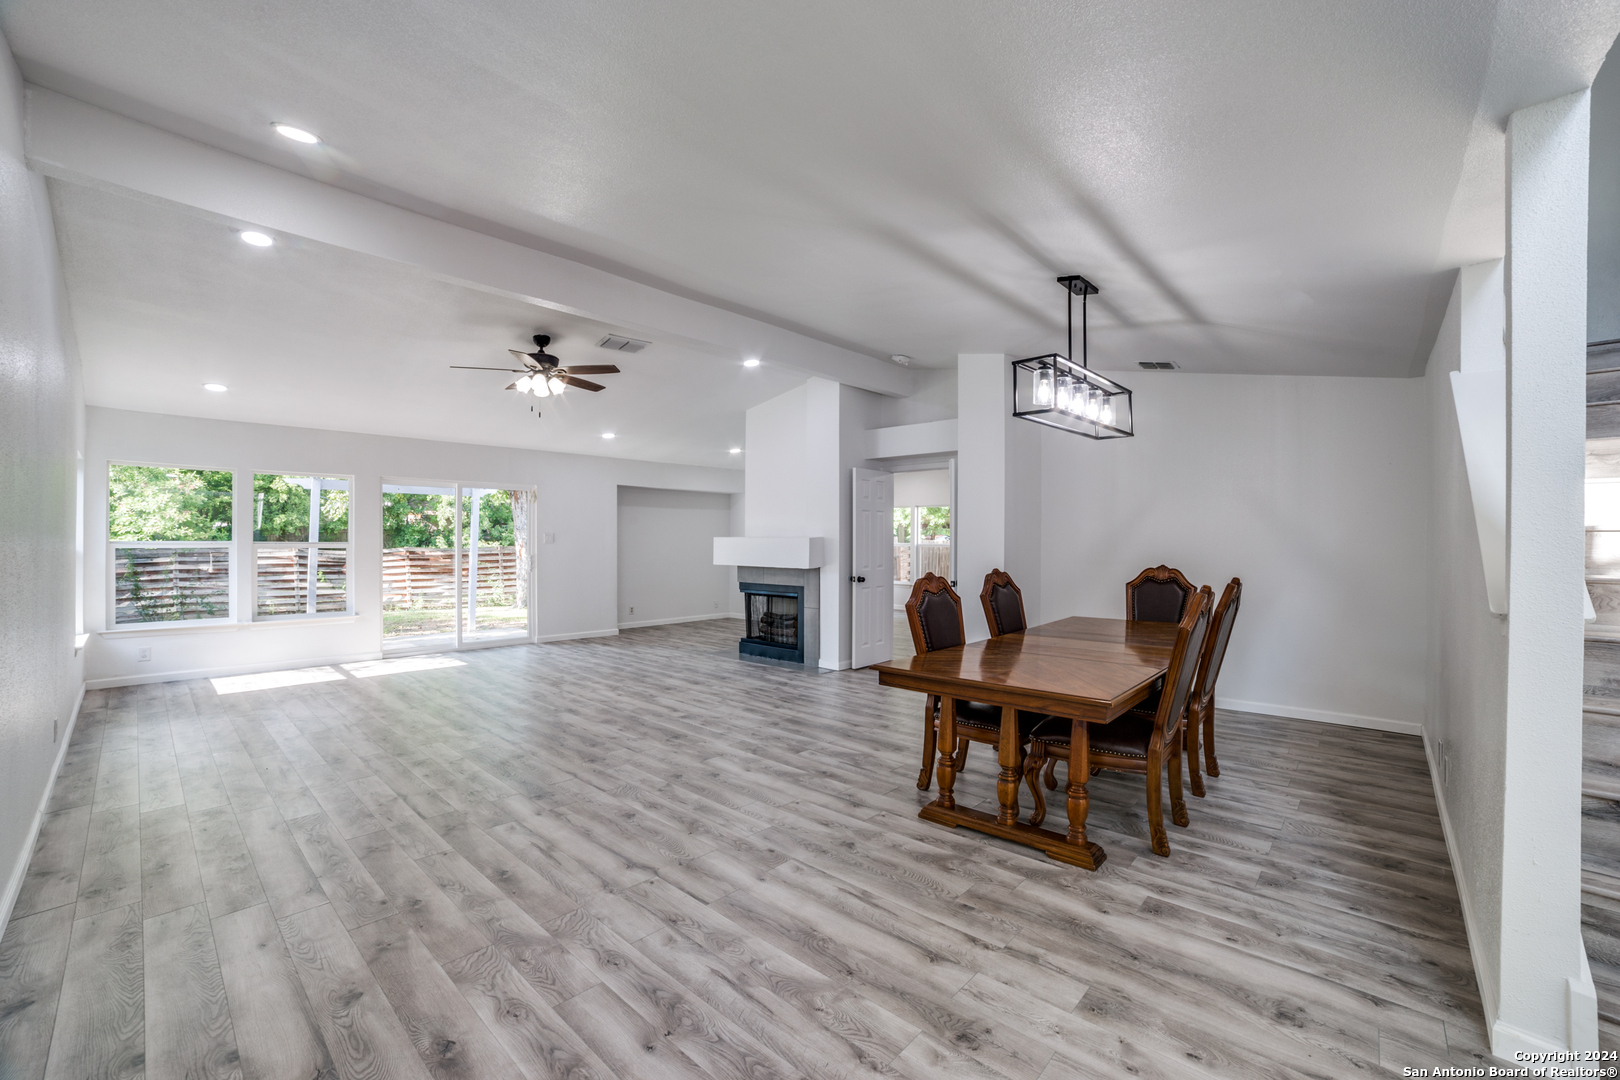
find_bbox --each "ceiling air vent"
[1138,361,1177,370]
[598,335,649,353]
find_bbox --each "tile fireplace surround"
[736,565,820,668]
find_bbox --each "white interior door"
[852,468,894,668]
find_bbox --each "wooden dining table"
[874,616,1178,869]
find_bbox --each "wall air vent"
[598,335,650,353]
[1138,361,1178,370]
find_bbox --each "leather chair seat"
[1029,713,1153,759]
[940,699,1049,735]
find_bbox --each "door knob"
[850,575,866,582]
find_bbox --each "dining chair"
[1023,585,1213,857]
[1183,577,1242,794]
[1126,564,1197,623]
[906,572,1043,790]
[980,568,1027,637]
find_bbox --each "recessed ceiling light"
[239,230,274,247]
[273,123,320,144]
[203,383,228,392]
[743,358,760,368]
[602,432,616,439]
[729,447,742,454]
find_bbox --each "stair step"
[1590,339,1620,372]
[1591,403,1620,440]
[1590,370,1620,405]
[1585,868,1620,901]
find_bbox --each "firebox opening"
[738,582,805,664]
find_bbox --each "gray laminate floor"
[1,620,1491,1079]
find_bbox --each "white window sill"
[99,614,361,636]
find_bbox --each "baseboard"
[1221,697,1423,737]
[1422,731,1503,1057]
[85,651,384,689]
[617,612,743,630]
[0,681,86,937]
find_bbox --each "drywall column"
[1498,89,1595,1056]
[0,26,85,934]
[741,378,846,668]
[956,354,1041,640]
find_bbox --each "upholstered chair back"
[1127,565,1197,623]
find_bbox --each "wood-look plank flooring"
[1,620,1490,1079]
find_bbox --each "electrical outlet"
[713,600,719,610]
[628,606,634,615]
[136,647,151,662]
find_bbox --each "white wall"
[84,408,740,686]
[1426,271,1512,1045]
[1590,40,1620,343]
[616,486,737,627]
[957,354,1042,641]
[0,30,85,930]
[1040,372,1430,731]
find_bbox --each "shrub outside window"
[108,464,233,625]
[254,474,352,618]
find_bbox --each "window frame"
[105,460,236,628]
[251,472,355,622]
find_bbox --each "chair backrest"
[906,573,966,654]
[1194,578,1242,709]
[1155,586,1213,737]
[1127,565,1197,623]
[980,569,1027,638]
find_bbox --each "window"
[893,504,951,584]
[254,474,352,618]
[109,464,233,624]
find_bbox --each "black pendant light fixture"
[1011,275,1133,439]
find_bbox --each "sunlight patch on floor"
[210,666,347,695]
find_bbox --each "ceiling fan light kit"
[1012,274,1134,439]
[449,333,622,410]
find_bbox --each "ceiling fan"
[451,335,621,398]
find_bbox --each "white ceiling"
[6,0,1620,454]
[49,181,802,466]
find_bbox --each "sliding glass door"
[460,487,532,644]
[382,481,534,651]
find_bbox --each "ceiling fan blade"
[558,364,621,375]
[505,382,519,390]
[509,350,541,367]
[556,374,606,392]
[451,365,527,372]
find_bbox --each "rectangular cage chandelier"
[1011,275,1133,439]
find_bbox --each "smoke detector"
[890,354,912,366]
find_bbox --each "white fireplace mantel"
[713,536,825,569]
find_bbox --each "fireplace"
[739,582,805,663]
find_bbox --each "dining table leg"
[996,704,1020,826]
[934,695,957,811]
[1065,716,1091,848]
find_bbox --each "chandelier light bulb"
[1034,367,1055,408]
[1054,373,1074,413]
[1099,395,1115,427]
